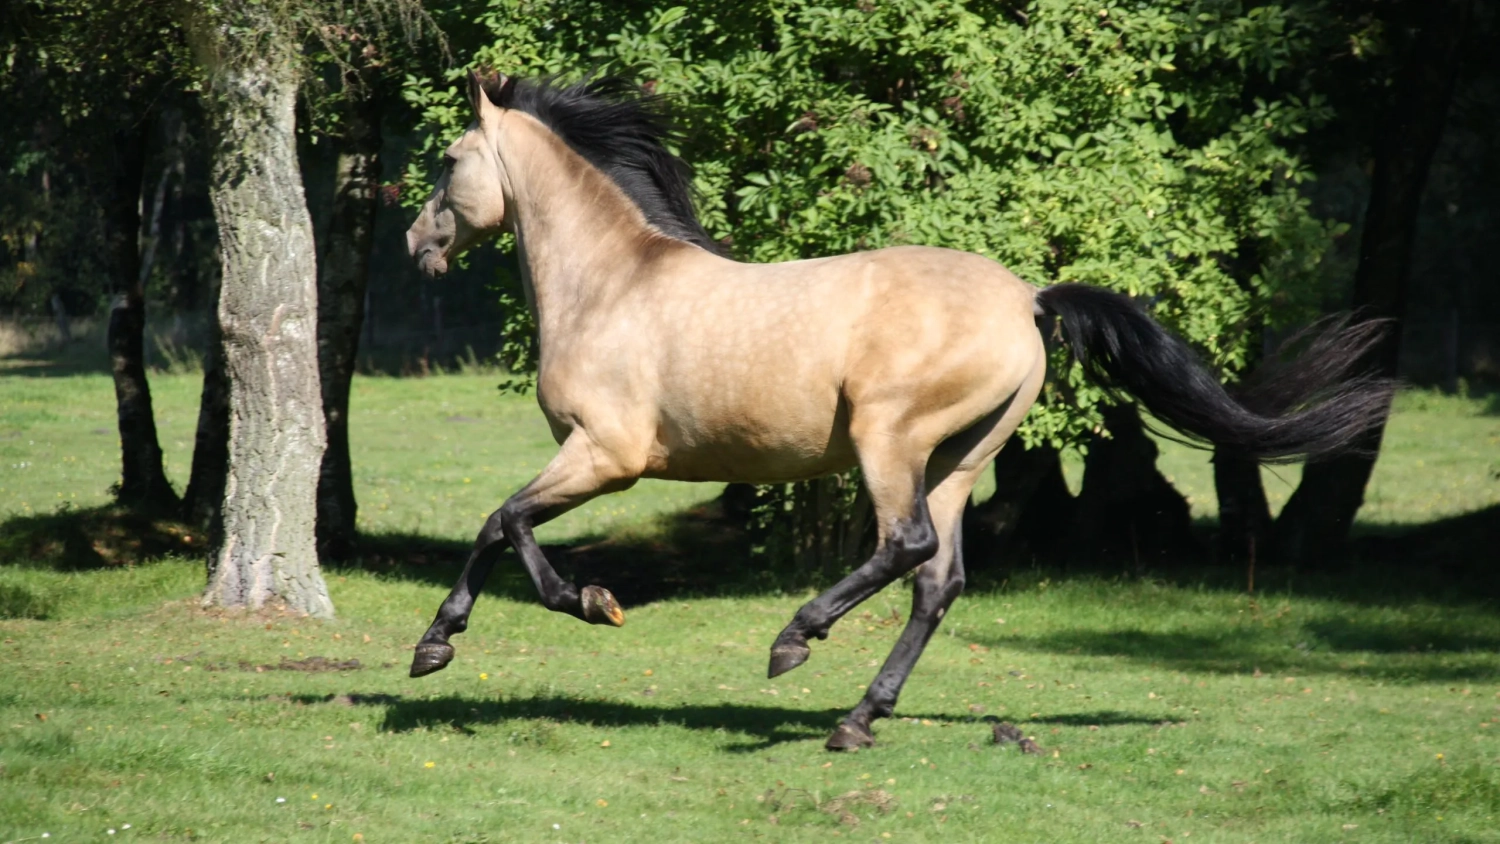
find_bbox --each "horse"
[403,70,1391,750]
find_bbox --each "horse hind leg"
[824,466,978,750]
[410,431,639,678]
[823,353,1047,748]
[767,435,938,679]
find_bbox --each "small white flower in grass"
[276,797,286,803]
[122,825,131,830]
[552,824,560,830]
[108,830,116,835]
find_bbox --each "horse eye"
[443,154,458,169]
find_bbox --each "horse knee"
[478,509,506,546]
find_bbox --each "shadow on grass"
[341,500,768,606]
[3,497,1498,612]
[968,503,1500,609]
[976,620,1500,683]
[1028,710,1170,727]
[0,504,203,571]
[344,502,1500,611]
[288,691,1141,751]
[0,336,113,377]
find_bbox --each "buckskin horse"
[403,71,1390,750]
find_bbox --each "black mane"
[485,75,718,252]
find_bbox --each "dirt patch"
[821,788,897,827]
[205,656,362,673]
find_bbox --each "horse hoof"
[409,642,455,678]
[581,585,625,627]
[767,641,810,678]
[825,722,875,751]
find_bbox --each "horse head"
[406,70,512,279]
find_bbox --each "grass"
[2,371,1500,842]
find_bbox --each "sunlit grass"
[2,372,1499,842]
[2,566,1499,842]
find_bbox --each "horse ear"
[466,69,487,116]
[467,68,510,117]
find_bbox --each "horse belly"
[645,395,856,484]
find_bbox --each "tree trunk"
[104,122,178,512]
[1212,446,1269,563]
[1274,0,1473,566]
[1212,240,1271,566]
[965,438,1074,567]
[1064,404,1197,571]
[182,279,228,539]
[316,77,383,560]
[193,40,332,617]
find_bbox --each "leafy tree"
[302,7,450,561]
[402,0,1347,571]
[0,0,184,512]
[178,0,429,616]
[1272,0,1479,564]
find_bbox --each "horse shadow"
[300,691,845,751]
[290,691,1167,752]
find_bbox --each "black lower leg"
[411,509,508,677]
[827,549,966,750]
[769,495,938,678]
[502,500,624,626]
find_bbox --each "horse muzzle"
[414,247,449,279]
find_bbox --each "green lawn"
[2,372,1499,842]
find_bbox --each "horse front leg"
[410,431,639,678]
[410,511,507,677]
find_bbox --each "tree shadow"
[3,493,1497,618]
[0,328,113,377]
[337,500,768,606]
[977,616,1500,683]
[284,691,994,752]
[1028,710,1171,728]
[349,501,1500,613]
[0,503,203,570]
[965,502,1500,611]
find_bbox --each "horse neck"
[499,114,670,332]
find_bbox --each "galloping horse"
[404,71,1390,750]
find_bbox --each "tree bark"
[1274,0,1473,566]
[316,76,383,560]
[182,278,228,539]
[104,121,178,512]
[191,27,332,617]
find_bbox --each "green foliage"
[0,0,185,316]
[404,0,1346,451]
[397,0,1356,571]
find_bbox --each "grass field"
[2,370,1499,842]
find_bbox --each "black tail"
[1035,283,1395,462]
